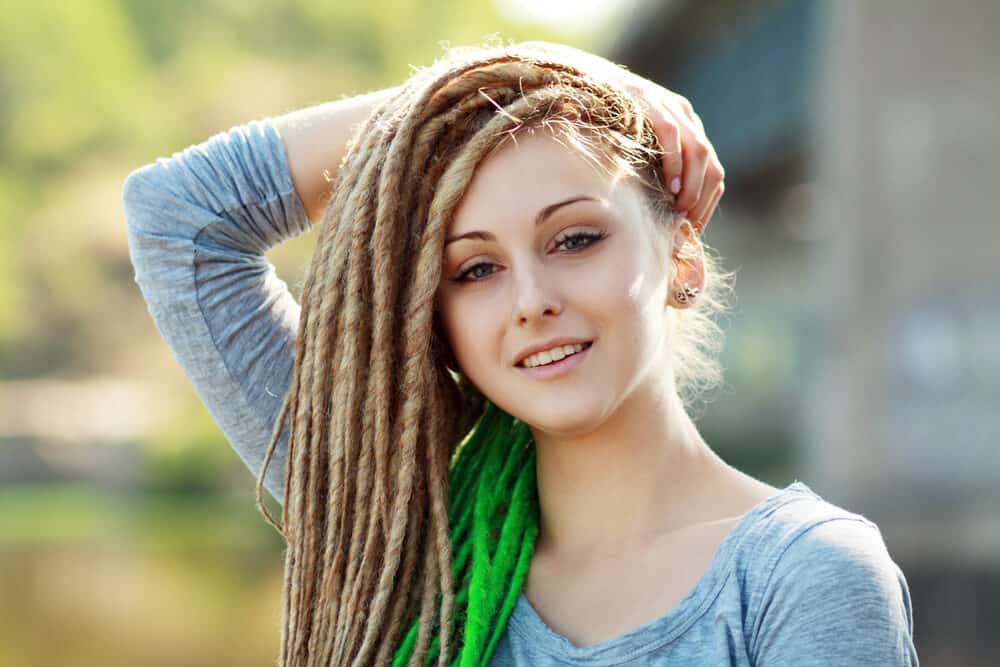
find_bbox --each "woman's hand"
[521,41,725,234]
[617,76,725,235]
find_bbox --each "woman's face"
[436,129,677,436]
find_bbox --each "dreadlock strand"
[368,94,437,537]
[458,407,509,664]
[316,137,392,648]
[346,230,418,664]
[304,227,368,654]
[283,315,327,658]
[344,117,441,662]
[331,163,381,612]
[410,476,444,667]
[256,385,292,532]
[376,485,427,667]
[425,380,458,666]
[484,452,539,660]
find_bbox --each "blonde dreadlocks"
[253,41,718,666]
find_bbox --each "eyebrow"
[444,195,600,246]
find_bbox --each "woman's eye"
[457,263,497,282]
[555,230,606,252]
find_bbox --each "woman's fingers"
[638,90,699,200]
[682,140,725,230]
[674,124,710,216]
[678,139,724,231]
[654,115,683,196]
[634,87,724,231]
[687,181,725,234]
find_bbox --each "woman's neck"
[530,381,733,560]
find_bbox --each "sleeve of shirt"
[750,517,919,666]
[121,118,314,508]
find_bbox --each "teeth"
[522,343,587,368]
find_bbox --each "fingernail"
[677,209,688,220]
[670,176,681,194]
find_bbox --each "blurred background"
[1,0,997,664]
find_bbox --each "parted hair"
[255,41,732,666]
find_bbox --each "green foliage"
[140,397,238,494]
[1,0,145,167]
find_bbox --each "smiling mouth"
[517,341,593,368]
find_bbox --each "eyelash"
[450,230,608,284]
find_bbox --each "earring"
[674,281,700,305]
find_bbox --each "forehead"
[449,128,629,231]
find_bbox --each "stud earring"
[674,281,700,305]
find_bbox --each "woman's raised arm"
[121,89,389,505]
[273,87,398,223]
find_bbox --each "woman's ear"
[668,218,705,308]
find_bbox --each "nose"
[512,260,562,325]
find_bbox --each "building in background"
[610,1,1000,664]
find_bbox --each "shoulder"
[734,482,909,604]
[726,482,870,574]
[733,483,918,665]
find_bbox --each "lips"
[513,337,594,367]
[516,340,593,379]
[518,341,593,368]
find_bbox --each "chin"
[509,401,608,439]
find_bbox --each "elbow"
[121,164,159,231]
[123,160,187,238]
[121,163,184,276]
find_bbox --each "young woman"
[123,42,918,666]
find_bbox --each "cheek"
[438,294,499,370]
[591,251,654,315]
[595,255,668,351]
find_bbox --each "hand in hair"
[276,42,724,233]
[520,41,725,234]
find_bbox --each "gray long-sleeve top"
[121,118,918,665]
[122,118,308,505]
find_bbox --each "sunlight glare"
[496,0,637,33]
